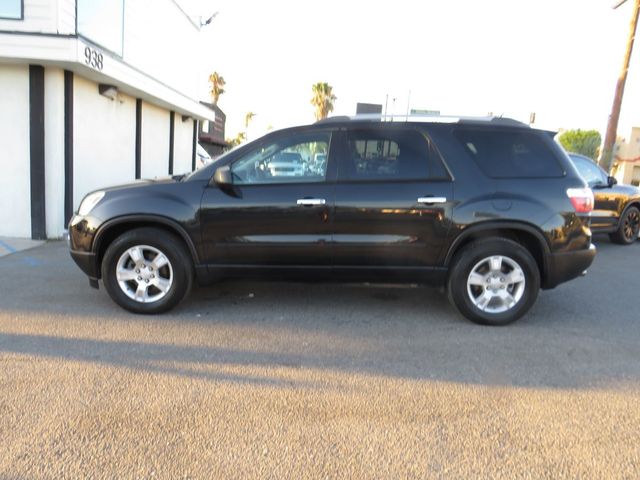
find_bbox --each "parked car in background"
[69,115,596,325]
[310,153,327,175]
[568,153,640,244]
[265,151,306,177]
[196,144,212,169]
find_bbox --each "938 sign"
[84,46,104,71]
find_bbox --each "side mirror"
[212,165,232,186]
[607,176,618,187]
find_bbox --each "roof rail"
[315,113,529,127]
[314,116,351,124]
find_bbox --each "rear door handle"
[297,198,326,206]
[417,197,447,204]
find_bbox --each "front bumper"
[543,243,596,289]
[70,250,100,287]
[68,213,101,287]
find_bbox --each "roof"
[315,114,529,128]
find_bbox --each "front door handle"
[417,197,447,204]
[297,198,326,206]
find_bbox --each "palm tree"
[225,131,246,147]
[244,112,256,129]
[310,82,337,121]
[208,71,226,105]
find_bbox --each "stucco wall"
[0,65,31,237]
[73,75,136,208]
[141,101,170,179]
[174,118,195,174]
[44,67,66,238]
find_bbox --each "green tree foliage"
[557,129,602,161]
[310,82,337,121]
[226,131,246,147]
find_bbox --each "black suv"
[567,152,640,244]
[69,115,596,325]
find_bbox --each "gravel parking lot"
[0,237,639,479]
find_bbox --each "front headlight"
[78,191,105,216]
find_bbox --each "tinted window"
[569,154,606,187]
[341,128,440,181]
[231,133,330,185]
[454,128,564,178]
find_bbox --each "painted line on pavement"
[0,239,17,254]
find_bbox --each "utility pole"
[599,0,640,173]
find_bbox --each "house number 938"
[84,46,104,70]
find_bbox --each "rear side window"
[341,128,447,181]
[453,128,564,178]
[569,154,607,187]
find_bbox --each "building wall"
[56,0,75,34]
[174,118,195,174]
[0,1,211,239]
[44,67,66,238]
[0,0,75,34]
[123,0,200,98]
[73,75,136,209]
[0,64,31,237]
[615,127,640,185]
[141,101,170,179]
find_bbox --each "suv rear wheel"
[101,228,193,314]
[609,206,640,245]
[447,238,540,325]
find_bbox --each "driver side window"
[231,133,330,185]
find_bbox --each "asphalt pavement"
[0,237,639,479]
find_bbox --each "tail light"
[566,187,594,213]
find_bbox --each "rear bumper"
[543,243,596,289]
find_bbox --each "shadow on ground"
[0,236,639,390]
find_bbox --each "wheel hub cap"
[467,255,526,314]
[115,245,173,303]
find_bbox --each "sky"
[182,0,640,141]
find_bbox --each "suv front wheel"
[447,238,540,325]
[101,227,194,314]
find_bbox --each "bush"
[557,130,602,160]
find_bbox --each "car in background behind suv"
[69,115,596,325]
[568,152,640,244]
[265,151,306,177]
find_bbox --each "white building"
[0,0,216,239]
[615,127,640,186]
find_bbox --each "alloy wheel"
[115,245,173,303]
[623,209,640,241]
[466,255,526,314]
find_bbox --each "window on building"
[453,128,564,178]
[0,0,22,19]
[632,166,640,187]
[201,121,209,133]
[77,0,124,56]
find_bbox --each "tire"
[609,206,640,245]
[447,238,540,326]
[101,227,194,314]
